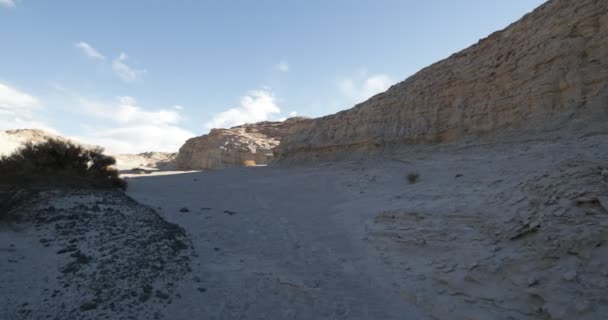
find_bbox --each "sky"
[0,0,546,153]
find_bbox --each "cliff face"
[276,0,608,162]
[175,117,305,170]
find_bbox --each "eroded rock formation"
[0,129,66,156]
[175,117,306,170]
[276,0,608,163]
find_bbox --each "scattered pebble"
[155,290,170,300]
[563,270,577,281]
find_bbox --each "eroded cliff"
[276,0,608,163]
[175,117,305,170]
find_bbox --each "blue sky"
[0,0,546,153]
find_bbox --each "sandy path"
[126,133,608,319]
[126,167,428,319]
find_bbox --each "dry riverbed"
[2,132,607,319]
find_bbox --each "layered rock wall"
[175,117,305,170]
[276,0,608,162]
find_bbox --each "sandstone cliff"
[175,117,306,170]
[276,0,608,163]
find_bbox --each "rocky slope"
[175,117,305,170]
[0,129,67,156]
[275,0,608,163]
[0,190,191,320]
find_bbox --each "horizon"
[0,0,546,153]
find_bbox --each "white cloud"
[74,96,193,153]
[205,89,281,129]
[112,52,146,82]
[338,74,393,104]
[289,111,297,117]
[0,0,15,8]
[78,96,182,126]
[276,60,290,72]
[75,42,106,60]
[173,105,183,110]
[74,125,193,154]
[0,83,39,110]
[0,82,55,131]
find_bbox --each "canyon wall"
[175,117,305,170]
[275,0,608,162]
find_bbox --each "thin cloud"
[276,60,290,72]
[205,89,281,129]
[74,96,193,153]
[75,42,106,60]
[338,73,393,104]
[112,52,146,82]
[0,82,56,132]
[0,0,15,8]
[74,125,193,154]
[0,83,39,110]
[77,96,182,126]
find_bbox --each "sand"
[125,132,607,319]
[2,131,607,319]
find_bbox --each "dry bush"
[0,139,126,190]
[407,173,419,184]
[242,160,257,166]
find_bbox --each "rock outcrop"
[276,0,608,163]
[175,117,305,170]
[0,129,66,156]
[114,152,177,171]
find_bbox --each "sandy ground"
[124,132,607,319]
[2,132,607,319]
[126,167,428,319]
[1,191,191,320]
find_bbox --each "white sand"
[2,132,607,319]
[124,132,608,319]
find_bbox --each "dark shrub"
[407,173,419,184]
[0,139,126,190]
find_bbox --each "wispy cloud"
[276,60,290,72]
[75,42,106,60]
[74,96,193,153]
[74,125,193,154]
[205,89,281,129]
[338,73,393,104]
[78,96,182,126]
[0,83,39,110]
[0,0,15,8]
[0,82,56,132]
[75,43,146,83]
[112,52,146,82]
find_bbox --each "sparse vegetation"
[0,139,126,190]
[407,173,419,184]
[242,160,257,166]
